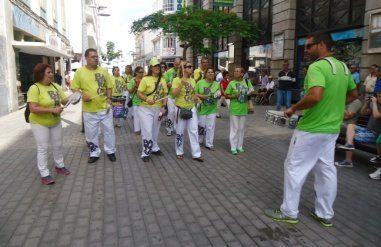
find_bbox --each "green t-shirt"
[127,78,142,106]
[297,57,356,133]
[71,66,112,112]
[111,76,127,97]
[138,76,168,108]
[172,77,197,109]
[27,82,67,126]
[122,74,133,83]
[193,68,205,82]
[195,79,220,115]
[164,67,178,98]
[225,80,253,116]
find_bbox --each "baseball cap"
[149,57,160,66]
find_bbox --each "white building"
[133,0,184,69]
[0,0,71,116]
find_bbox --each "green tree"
[131,7,259,59]
[102,41,122,62]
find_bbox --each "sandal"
[177,155,184,160]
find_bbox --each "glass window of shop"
[163,0,174,12]
[243,0,272,44]
[297,0,365,35]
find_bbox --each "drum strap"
[320,57,350,75]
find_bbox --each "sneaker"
[107,153,116,162]
[193,157,204,162]
[115,124,121,128]
[152,150,164,156]
[166,131,172,136]
[216,114,221,118]
[231,149,238,155]
[264,209,299,224]
[336,143,355,151]
[237,148,245,153]
[142,156,150,162]
[205,146,215,151]
[370,156,381,164]
[41,175,55,185]
[309,211,333,227]
[369,168,381,180]
[88,156,99,163]
[55,167,71,175]
[334,160,353,168]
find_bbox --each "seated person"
[336,92,381,175]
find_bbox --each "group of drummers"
[107,55,258,162]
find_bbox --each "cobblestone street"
[0,105,380,247]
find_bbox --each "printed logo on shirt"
[184,83,194,102]
[95,73,106,95]
[47,91,60,106]
[236,83,248,103]
[114,79,124,93]
[203,86,215,105]
[153,83,164,101]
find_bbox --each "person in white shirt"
[363,64,378,96]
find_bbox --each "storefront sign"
[213,0,234,7]
[369,12,381,53]
[12,5,46,41]
[272,33,284,59]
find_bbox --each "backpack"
[25,84,40,123]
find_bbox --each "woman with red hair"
[27,63,70,185]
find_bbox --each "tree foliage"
[131,7,259,58]
[102,41,122,62]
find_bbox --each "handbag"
[179,108,193,120]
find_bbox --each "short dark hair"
[160,62,167,68]
[33,63,51,82]
[307,32,333,50]
[222,70,229,76]
[112,66,119,74]
[371,64,378,68]
[85,48,97,57]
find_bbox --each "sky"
[98,0,153,64]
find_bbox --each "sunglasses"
[184,65,193,69]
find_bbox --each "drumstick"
[90,93,105,100]
[154,95,169,102]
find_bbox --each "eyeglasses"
[184,65,193,69]
[305,42,318,49]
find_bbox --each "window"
[243,0,272,44]
[39,0,47,20]
[163,36,176,48]
[163,0,174,12]
[297,0,366,35]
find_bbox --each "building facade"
[133,0,184,69]
[0,0,71,116]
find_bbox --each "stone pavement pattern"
[0,105,380,247]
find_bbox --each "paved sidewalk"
[0,105,380,247]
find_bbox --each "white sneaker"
[369,168,381,180]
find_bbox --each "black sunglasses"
[184,65,193,69]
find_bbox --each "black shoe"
[142,156,150,162]
[107,153,116,162]
[152,150,164,156]
[88,156,99,163]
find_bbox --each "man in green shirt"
[265,32,357,227]
[71,48,116,163]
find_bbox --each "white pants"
[138,106,161,157]
[132,105,141,133]
[83,110,116,157]
[175,107,201,158]
[165,98,176,133]
[229,115,246,150]
[198,113,216,148]
[31,123,65,177]
[280,129,338,219]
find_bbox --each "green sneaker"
[264,209,299,224]
[238,148,245,153]
[231,149,238,155]
[309,211,333,227]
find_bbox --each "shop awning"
[12,41,69,57]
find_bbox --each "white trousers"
[175,107,201,158]
[198,113,216,148]
[83,110,116,157]
[132,105,141,133]
[280,129,338,219]
[138,106,161,157]
[229,115,246,150]
[31,123,65,177]
[165,98,176,132]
